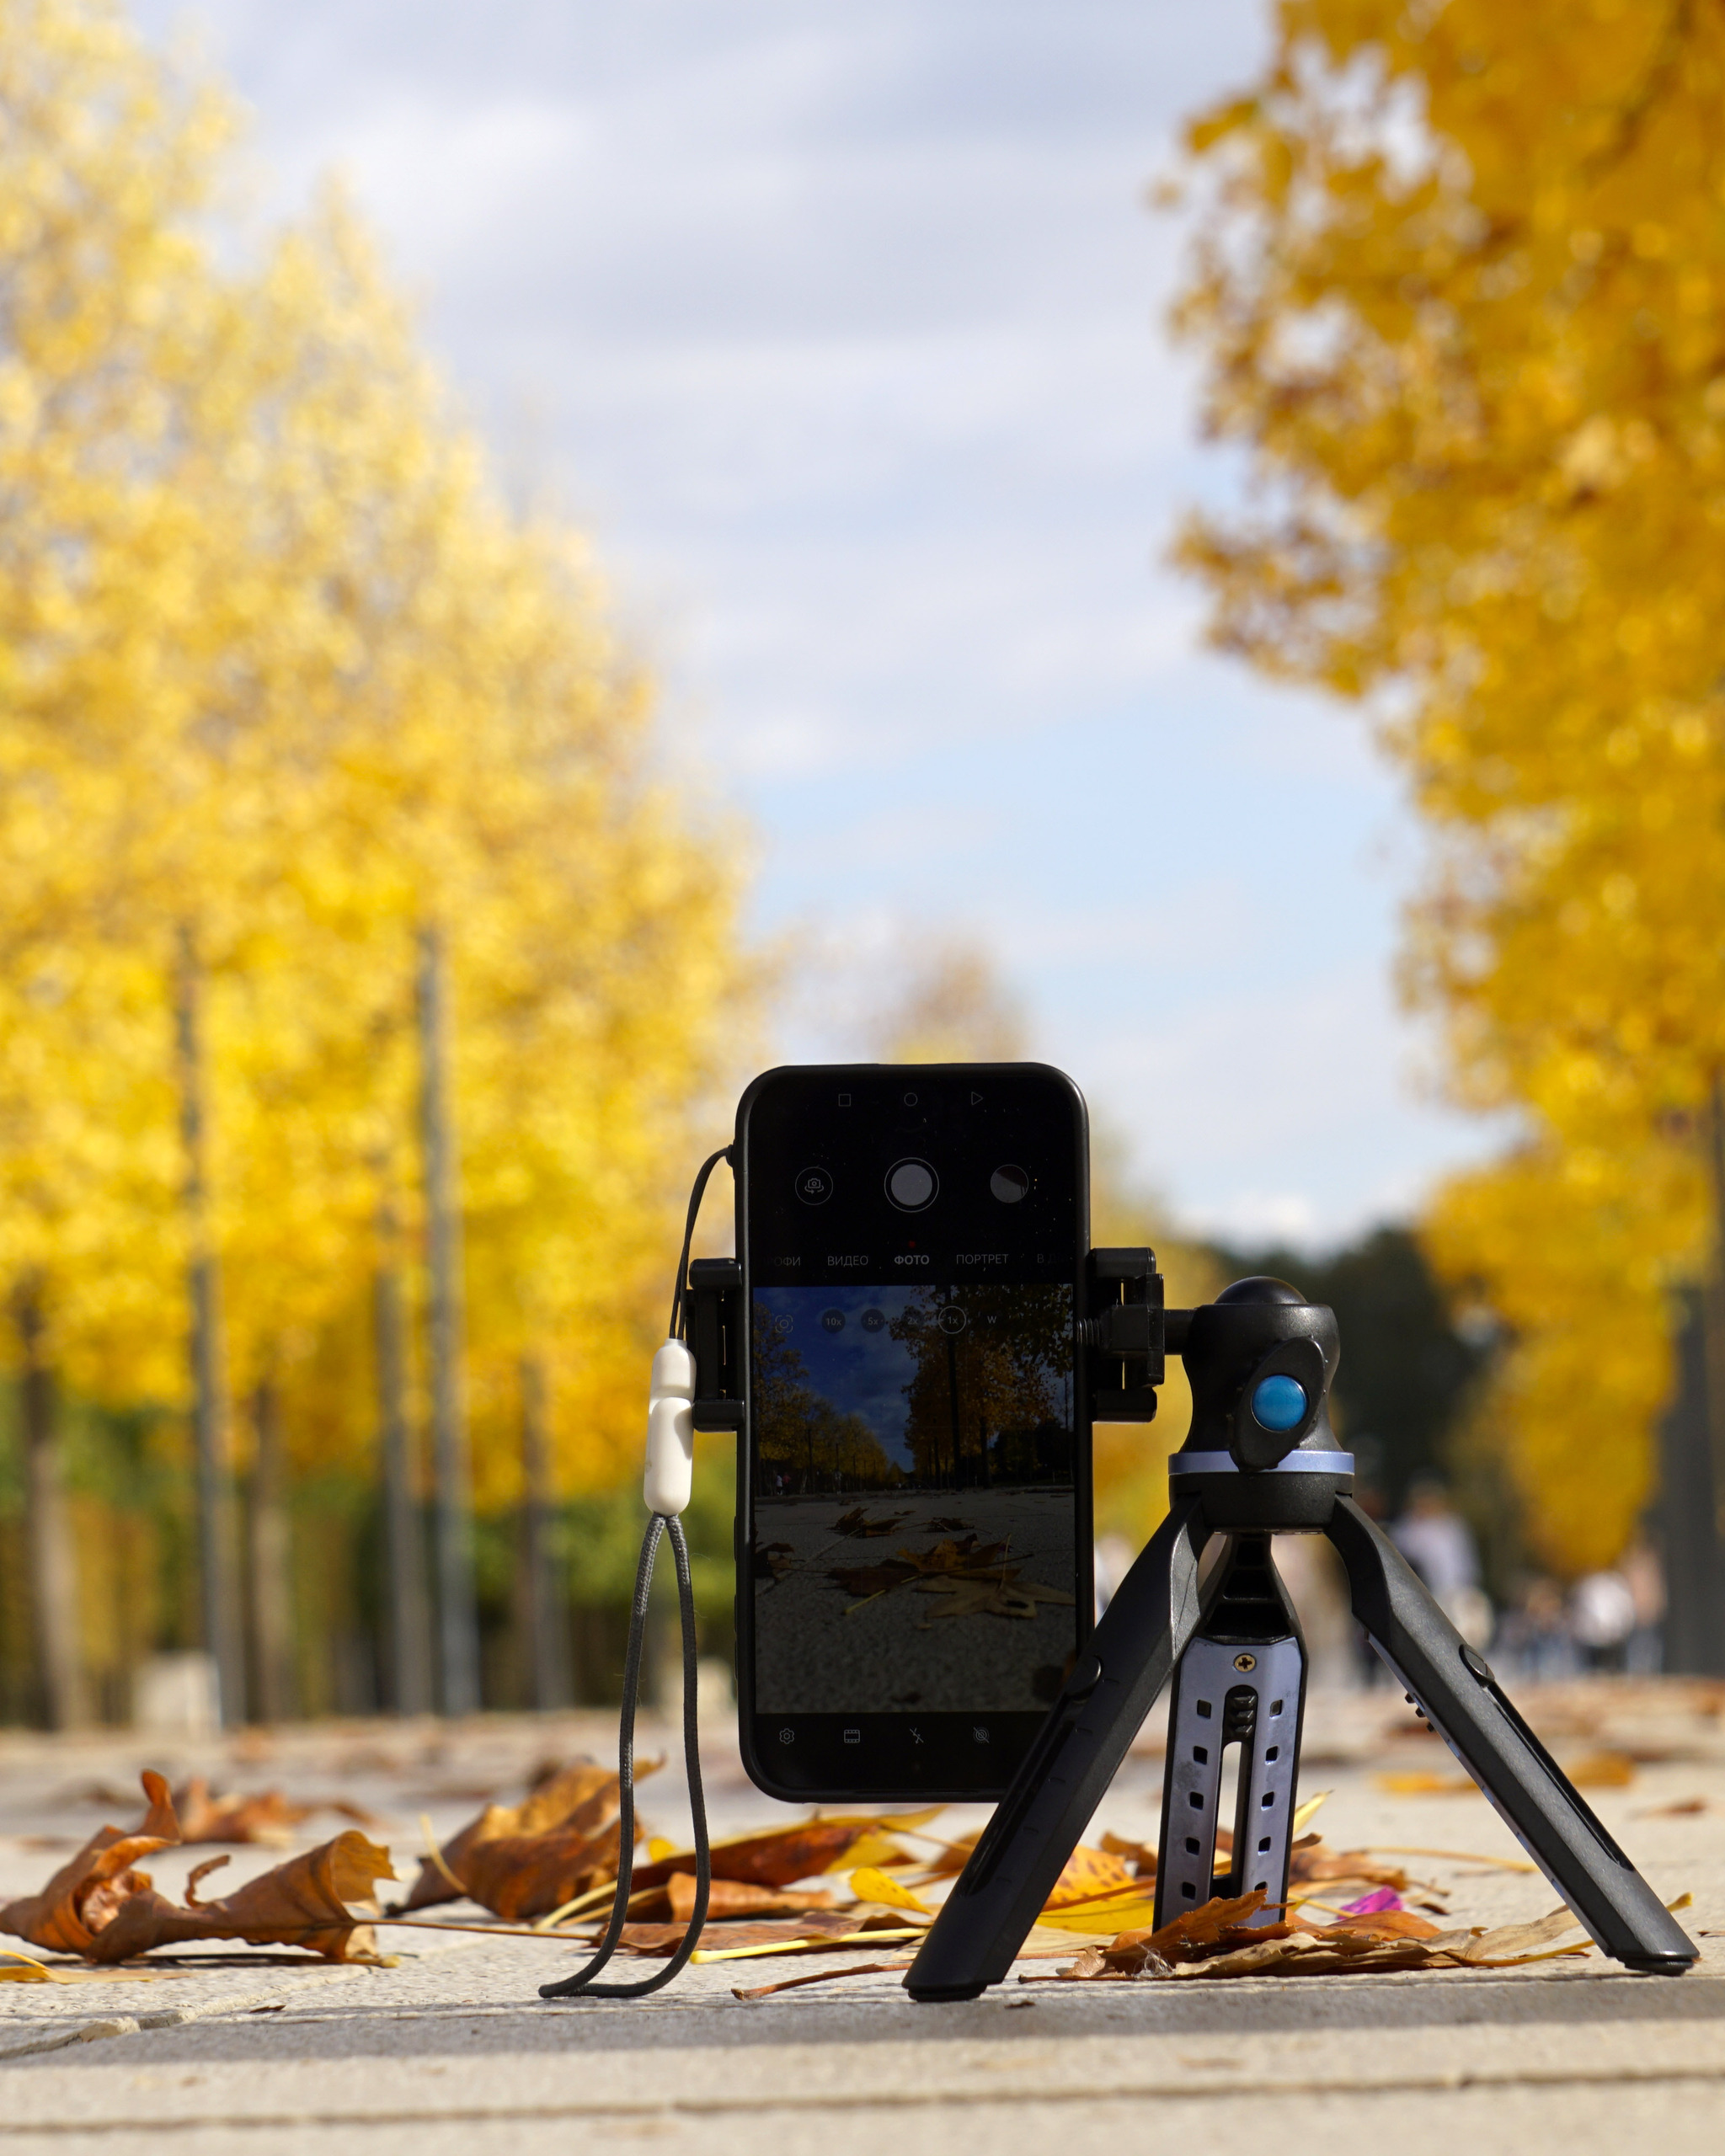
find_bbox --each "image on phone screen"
[750,1281,1077,1712]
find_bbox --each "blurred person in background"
[1571,1567,1638,1673]
[1620,1536,1666,1676]
[1497,1576,1582,1683]
[1390,1476,1493,1648]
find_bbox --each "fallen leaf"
[1041,1845,1137,1910]
[924,1517,973,1532]
[93,1833,398,1964]
[1324,1907,1442,1941]
[399,1762,632,1914]
[0,1774,398,1966]
[1290,1792,1330,1836]
[0,1772,180,1955]
[1374,1771,1478,1796]
[1288,1836,1415,1892]
[916,1829,983,1880]
[1563,1751,1637,1789]
[831,1561,918,1600]
[1033,1897,1162,1935]
[631,1814,928,1892]
[1044,1892,1632,1983]
[174,1780,314,1848]
[1634,1798,1713,1817]
[1099,1833,1156,1877]
[833,1508,911,1537]
[633,1876,839,1924]
[849,1866,932,1914]
[915,1575,1074,1625]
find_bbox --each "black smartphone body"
[734,1061,1092,1802]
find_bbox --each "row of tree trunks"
[7,918,565,1726]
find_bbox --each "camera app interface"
[750,1282,1078,1714]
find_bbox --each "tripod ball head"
[1169,1276,1349,1528]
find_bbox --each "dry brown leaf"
[1322,1907,1443,1941]
[627,1876,841,1924]
[399,1762,629,1913]
[831,1561,917,1598]
[1098,1832,1156,1877]
[174,1780,314,1848]
[915,1574,1074,1625]
[0,1771,180,1956]
[1563,1751,1637,1789]
[452,1819,623,1924]
[630,1817,918,1892]
[0,1774,398,1965]
[916,1829,983,1881]
[1042,1845,1138,1910]
[901,1534,1008,1575]
[1287,1835,1414,1892]
[88,1833,398,1963]
[833,1508,911,1537]
[1048,1892,1615,1983]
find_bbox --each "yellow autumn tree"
[0,0,752,1717]
[1172,0,1725,1570]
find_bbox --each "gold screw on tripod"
[1233,1652,1257,1672]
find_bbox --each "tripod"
[905,1275,1697,2001]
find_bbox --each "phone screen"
[735,1062,1090,1800]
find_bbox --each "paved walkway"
[1,1680,1721,2153]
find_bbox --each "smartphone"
[734,1061,1092,1801]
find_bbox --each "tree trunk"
[375,1194,433,1716]
[415,923,479,1716]
[13,1286,88,1729]
[174,924,245,1726]
[1658,1288,1725,1672]
[247,1379,296,1723]
[517,1353,570,1710]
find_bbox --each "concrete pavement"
[1,1679,1721,2152]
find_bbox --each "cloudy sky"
[136,0,1504,1246]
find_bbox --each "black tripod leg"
[905,1497,1210,2002]
[1328,1497,1696,1973]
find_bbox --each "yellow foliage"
[1175,0,1725,1566]
[0,1,751,1511]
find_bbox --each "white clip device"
[642,1337,697,1517]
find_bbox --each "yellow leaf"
[848,1867,932,1914]
[1290,1792,1330,1837]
